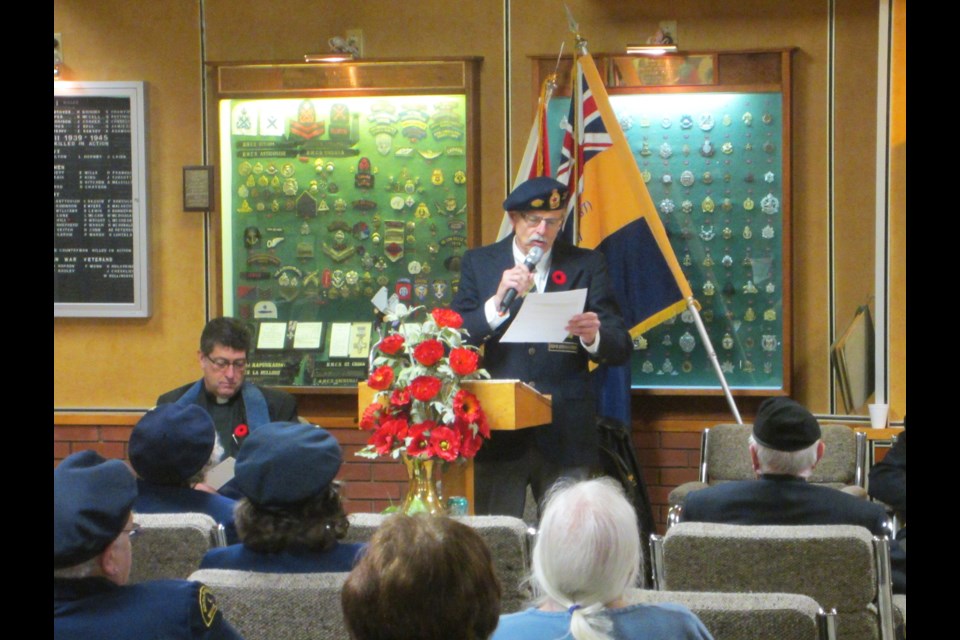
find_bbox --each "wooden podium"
[357,380,551,514]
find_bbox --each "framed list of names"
[54,81,150,317]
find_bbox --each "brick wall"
[54,409,705,533]
[635,429,702,528]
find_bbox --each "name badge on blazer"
[548,342,579,354]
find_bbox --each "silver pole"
[686,296,743,424]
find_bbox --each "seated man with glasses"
[157,317,298,462]
[54,450,242,639]
[452,176,631,518]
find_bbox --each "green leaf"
[405,497,428,515]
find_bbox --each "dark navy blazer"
[134,480,239,545]
[199,542,365,573]
[452,236,632,467]
[54,577,242,639]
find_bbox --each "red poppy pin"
[551,270,567,286]
[233,423,249,446]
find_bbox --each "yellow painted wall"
[54,0,901,418]
[54,1,207,408]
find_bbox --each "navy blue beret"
[129,404,216,484]
[503,176,568,212]
[54,450,137,568]
[752,397,822,452]
[235,422,342,506]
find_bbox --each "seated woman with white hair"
[492,477,713,640]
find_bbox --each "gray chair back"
[651,522,896,640]
[189,569,348,640]
[345,513,532,613]
[811,424,864,487]
[129,512,221,583]
[668,424,867,507]
[625,589,832,640]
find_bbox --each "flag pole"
[569,36,588,244]
[686,297,743,424]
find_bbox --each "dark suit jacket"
[868,431,906,522]
[157,381,298,458]
[682,474,906,593]
[452,236,631,466]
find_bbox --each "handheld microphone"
[498,246,543,315]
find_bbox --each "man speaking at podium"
[452,177,631,517]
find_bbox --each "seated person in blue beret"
[54,450,242,639]
[200,422,364,573]
[129,403,239,544]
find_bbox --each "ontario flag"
[559,52,695,423]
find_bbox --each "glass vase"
[401,454,444,515]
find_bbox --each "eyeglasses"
[520,212,564,229]
[204,355,247,371]
[124,522,142,540]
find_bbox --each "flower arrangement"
[358,305,491,465]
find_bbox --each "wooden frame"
[54,80,150,318]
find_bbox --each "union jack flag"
[555,67,613,245]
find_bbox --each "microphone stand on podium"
[356,380,551,514]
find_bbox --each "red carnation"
[369,425,396,456]
[457,420,484,459]
[449,348,479,376]
[551,270,567,285]
[406,423,433,457]
[413,339,444,367]
[453,389,482,423]
[381,417,409,441]
[233,423,249,439]
[379,333,405,356]
[367,365,394,391]
[430,426,461,461]
[360,403,383,431]
[432,307,464,329]
[409,376,442,402]
[390,388,411,408]
[477,410,491,438]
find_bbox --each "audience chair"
[668,423,867,508]
[129,512,225,583]
[345,513,533,613]
[625,589,835,640]
[867,432,905,533]
[190,569,348,640]
[650,522,898,640]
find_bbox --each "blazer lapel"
[544,243,578,293]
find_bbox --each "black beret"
[503,176,568,212]
[752,397,822,452]
[235,422,342,506]
[54,450,137,569]
[129,404,216,484]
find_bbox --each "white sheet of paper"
[499,289,588,343]
[256,322,287,349]
[293,322,323,349]
[205,456,235,490]
[328,323,352,358]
